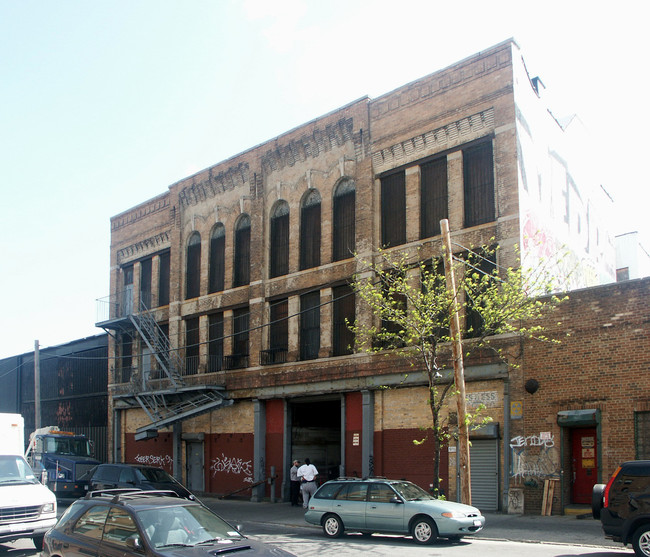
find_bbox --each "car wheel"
[632,524,650,557]
[32,534,45,551]
[592,484,605,520]
[322,514,344,538]
[411,517,438,545]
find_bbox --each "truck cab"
[26,427,101,498]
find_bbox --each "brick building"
[510,277,650,514]
[96,39,616,512]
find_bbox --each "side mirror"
[390,497,404,504]
[126,536,144,552]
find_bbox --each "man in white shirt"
[297,457,319,509]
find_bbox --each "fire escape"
[96,291,232,440]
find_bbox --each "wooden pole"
[441,219,471,505]
[34,340,41,430]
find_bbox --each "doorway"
[186,441,204,492]
[290,399,341,482]
[570,427,598,504]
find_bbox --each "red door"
[571,428,598,504]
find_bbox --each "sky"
[1,0,648,360]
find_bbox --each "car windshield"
[137,504,242,548]
[135,468,173,483]
[44,437,92,457]
[390,481,435,501]
[0,455,39,484]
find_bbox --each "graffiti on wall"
[510,433,560,481]
[210,453,253,483]
[134,454,173,468]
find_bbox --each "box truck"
[0,413,57,549]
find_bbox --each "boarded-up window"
[420,157,448,238]
[300,291,320,360]
[233,215,251,287]
[185,317,200,375]
[186,232,201,299]
[379,272,406,349]
[333,179,355,261]
[636,412,650,459]
[208,313,223,372]
[208,224,225,293]
[465,250,497,338]
[463,142,495,227]
[158,251,170,307]
[270,201,290,278]
[332,284,354,356]
[262,299,289,365]
[300,190,321,270]
[381,171,406,248]
[232,307,249,357]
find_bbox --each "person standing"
[297,458,319,509]
[289,460,301,507]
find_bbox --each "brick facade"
[99,39,621,513]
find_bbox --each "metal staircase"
[129,300,184,389]
[98,294,232,438]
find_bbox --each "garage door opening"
[291,399,341,482]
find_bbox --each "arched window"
[233,214,251,287]
[185,232,201,299]
[269,201,289,278]
[208,223,225,293]
[300,189,321,270]
[332,178,355,261]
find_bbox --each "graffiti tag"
[134,454,173,468]
[210,453,253,479]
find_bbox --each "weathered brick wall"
[516,278,650,512]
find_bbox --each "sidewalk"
[199,496,618,548]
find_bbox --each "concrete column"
[362,390,374,478]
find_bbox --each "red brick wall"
[206,433,254,495]
[518,278,650,512]
[124,432,174,472]
[265,399,285,498]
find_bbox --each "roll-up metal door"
[470,439,499,511]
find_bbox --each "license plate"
[474,519,482,527]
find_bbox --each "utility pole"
[441,219,471,505]
[34,340,41,430]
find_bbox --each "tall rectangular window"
[636,411,650,459]
[233,216,251,287]
[463,141,495,227]
[208,313,224,372]
[332,285,355,356]
[184,317,200,375]
[300,291,320,360]
[140,258,152,309]
[209,225,225,293]
[333,180,355,261]
[158,251,170,307]
[118,333,132,384]
[263,299,288,365]
[420,157,448,238]
[225,307,250,370]
[381,171,406,248]
[464,250,497,338]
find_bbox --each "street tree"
[349,233,567,498]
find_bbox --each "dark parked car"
[42,490,295,557]
[305,477,485,544]
[82,464,193,499]
[593,460,650,557]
